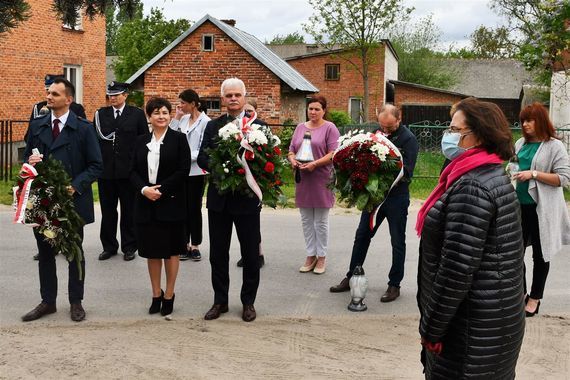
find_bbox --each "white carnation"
[248,129,268,145]
[218,123,240,140]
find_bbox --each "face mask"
[441,131,467,160]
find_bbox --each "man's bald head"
[378,104,401,134]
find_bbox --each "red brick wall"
[394,84,464,107]
[287,46,386,122]
[143,21,284,124]
[0,0,106,141]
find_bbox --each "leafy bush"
[328,110,352,128]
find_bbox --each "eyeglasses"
[445,126,471,135]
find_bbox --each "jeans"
[346,193,410,287]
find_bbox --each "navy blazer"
[130,128,190,224]
[197,114,262,214]
[23,112,103,224]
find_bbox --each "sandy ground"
[2,204,570,379]
[1,314,569,379]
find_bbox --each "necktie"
[115,109,121,119]
[52,119,61,140]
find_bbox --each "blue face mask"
[441,132,467,160]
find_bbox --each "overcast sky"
[141,0,505,48]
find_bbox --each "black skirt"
[136,221,186,259]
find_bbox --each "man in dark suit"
[22,77,103,322]
[198,78,261,322]
[94,82,149,261]
[30,74,86,121]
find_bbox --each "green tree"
[0,0,31,34]
[268,32,306,45]
[388,15,459,89]
[105,0,143,55]
[303,0,413,122]
[0,0,146,35]
[490,0,570,84]
[468,25,516,59]
[113,7,190,82]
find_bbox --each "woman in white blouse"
[170,89,211,261]
[131,97,190,316]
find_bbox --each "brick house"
[387,80,468,125]
[127,15,317,124]
[280,42,399,122]
[0,0,106,146]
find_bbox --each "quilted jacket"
[417,164,525,379]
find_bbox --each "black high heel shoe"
[149,290,164,314]
[161,293,175,316]
[525,300,540,317]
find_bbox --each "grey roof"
[126,15,318,93]
[447,59,533,99]
[388,80,469,98]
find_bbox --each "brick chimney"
[221,19,236,27]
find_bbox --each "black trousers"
[36,227,85,305]
[98,178,137,253]
[185,175,206,246]
[521,204,550,299]
[208,209,261,305]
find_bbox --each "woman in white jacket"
[170,89,211,261]
[514,102,570,317]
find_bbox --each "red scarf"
[415,148,503,236]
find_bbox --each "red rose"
[265,153,273,158]
[273,146,281,155]
[264,162,275,173]
[52,219,61,227]
[245,151,255,161]
[257,146,262,152]
[40,198,50,206]
[237,168,246,175]
[275,179,282,186]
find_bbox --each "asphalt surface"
[1,204,569,325]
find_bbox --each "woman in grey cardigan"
[514,102,570,317]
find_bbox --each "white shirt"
[146,131,166,185]
[51,110,70,132]
[112,104,126,118]
[169,112,211,176]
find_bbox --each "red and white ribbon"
[13,163,38,224]
[235,111,263,203]
[368,135,404,231]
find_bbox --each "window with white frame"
[64,65,83,103]
[202,34,214,51]
[349,97,363,123]
[62,8,83,30]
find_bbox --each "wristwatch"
[532,170,538,179]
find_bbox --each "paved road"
[1,204,569,325]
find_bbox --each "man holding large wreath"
[21,78,102,322]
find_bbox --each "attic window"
[325,64,340,80]
[202,34,214,51]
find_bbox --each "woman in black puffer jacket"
[416,97,525,379]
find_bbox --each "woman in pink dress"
[287,96,340,274]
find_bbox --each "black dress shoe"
[161,294,175,316]
[33,253,39,261]
[190,249,201,261]
[330,277,350,293]
[22,303,56,322]
[242,304,256,322]
[204,304,229,320]
[258,255,265,268]
[380,286,400,303]
[70,303,86,322]
[525,300,541,317]
[149,290,164,314]
[237,258,243,267]
[98,251,117,260]
[123,251,136,261]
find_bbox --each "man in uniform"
[94,82,149,261]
